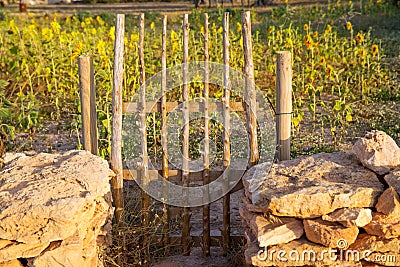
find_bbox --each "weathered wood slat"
[242,11,259,168]
[181,13,191,256]
[161,15,170,253]
[78,55,98,156]
[122,101,246,113]
[222,11,231,255]
[202,12,211,257]
[276,51,292,161]
[138,14,150,262]
[110,14,125,225]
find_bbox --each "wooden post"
[78,55,98,156]
[111,14,125,225]
[181,13,191,256]
[222,11,231,255]
[161,14,170,254]
[242,11,259,168]
[202,13,211,257]
[138,13,150,262]
[276,51,292,161]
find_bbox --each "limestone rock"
[31,232,84,267]
[376,187,400,217]
[0,260,24,267]
[363,212,400,238]
[350,234,400,266]
[0,151,114,266]
[304,218,358,248]
[384,169,400,195]
[243,152,384,218]
[350,233,400,253]
[353,130,400,175]
[0,241,50,262]
[1,152,26,166]
[257,218,304,248]
[239,206,303,247]
[322,208,372,227]
[0,150,113,244]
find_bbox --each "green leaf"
[9,45,19,55]
[3,99,16,107]
[0,107,11,118]
[0,79,8,89]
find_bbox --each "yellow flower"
[320,57,325,64]
[372,44,379,57]
[41,27,53,42]
[313,31,318,38]
[150,21,155,31]
[326,65,334,77]
[356,32,364,43]
[96,16,104,26]
[84,17,93,25]
[51,20,61,34]
[217,26,223,34]
[91,28,97,35]
[303,24,309,31]
[9,19,18,35]
[200,26,204,35]
[359,48,366,59]
[109,26,115,41]
[304,34,313,50]
[285,38,293,48]
[236,22,242,33]
[73,41,83,59]
[346,21,352,31]
[268,25,275,34]
[170,30,178,41]
[131,32,139,43]
[324,24,332,35]
[212,23,217,35]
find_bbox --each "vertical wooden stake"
[111,14,125,226]
[202,13,211,257]
[138,13,150,263]
[222,11,231,255]
[276,51,292,161]
[242,11,259,168]
[161,14,170,255]
[181,13,191,257]
[78,55,98,155]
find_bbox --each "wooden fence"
[78,11,292,257]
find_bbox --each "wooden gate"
[78,11,292,258]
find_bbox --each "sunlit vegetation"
[0,0,399,159]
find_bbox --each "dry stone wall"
[0,150,114,267]
[242,130,400,266]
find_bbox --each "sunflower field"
[0,0,399,159]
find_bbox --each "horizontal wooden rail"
[122,101,252,113]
